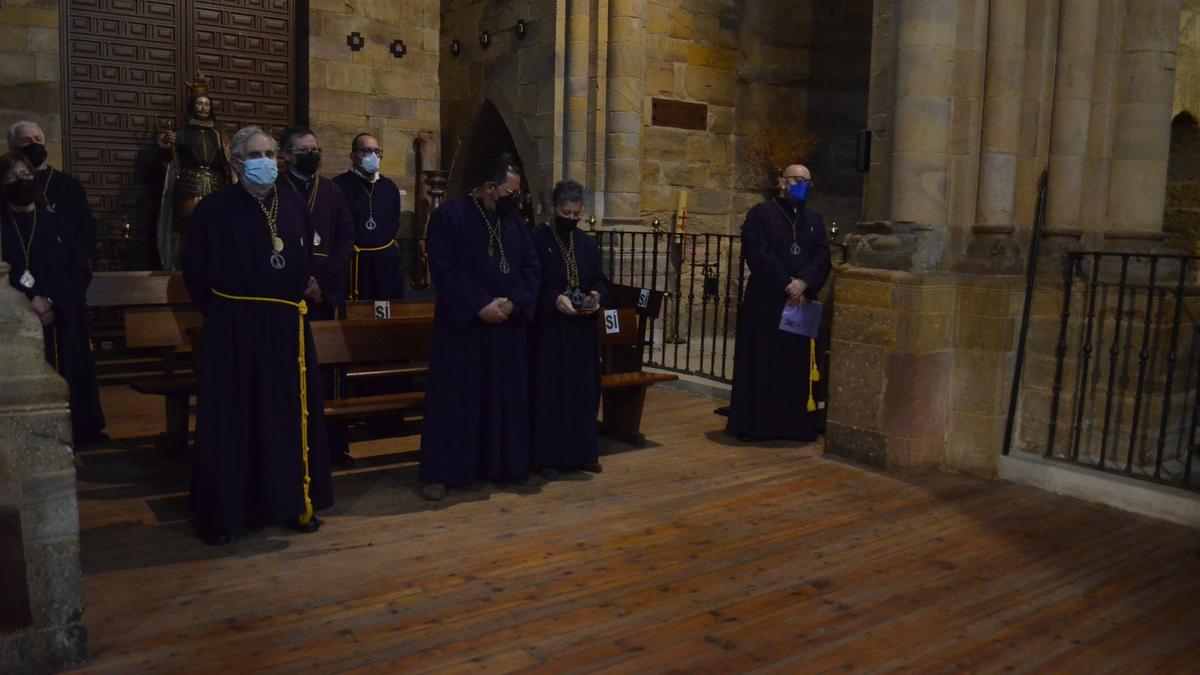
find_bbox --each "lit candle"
[675,189,688,233]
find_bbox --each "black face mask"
[555,216,580,230]
[7,179,37,207]
[22,143,48,169]
[292,151,321,176]
[496,194,517,215]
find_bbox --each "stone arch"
[1165,110,1200,254]
[445,98,541,212]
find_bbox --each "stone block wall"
[826,266,1025,477]
[439,0,558,207]
[309,0,441,237]
[0,0,62,166]
[641,0,739,233]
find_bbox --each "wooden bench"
[597,306,678,445]
[336,299,436,387]
[310,318,433,458]
[88,272,201,455]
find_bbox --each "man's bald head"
[779,164,812,200]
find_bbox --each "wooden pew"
[336,299,436,386]
[597,306,678,445]
[310,317,433,426]
[88,272,201,455]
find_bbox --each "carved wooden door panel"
[188,0,295,140]
[62,0,180,224]
[62,0,298,269]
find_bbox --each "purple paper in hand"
[779,301,822,338]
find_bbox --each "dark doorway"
[447,100,523,200]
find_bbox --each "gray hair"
[7,120,42,146]
[228,125,276,160]
[552,179,585,207]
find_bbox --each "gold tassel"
[807,337,819,412]
[809,337,820,382]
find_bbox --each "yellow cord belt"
[351,240,397,300]
[807,337,821,413]
[211,289,314,525]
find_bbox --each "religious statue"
[156,72,232,270]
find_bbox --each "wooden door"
[61,0,300,269]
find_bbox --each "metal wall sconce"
[516,19,528,40]
[450,38,461,57]
[346,31,365,52]
[479,31,491,49]
[390,39,407,58]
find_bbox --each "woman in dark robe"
[0,153,106,445]
[529,180,607,477]
[183,126,332,545]
[418,154,541,500]
[726,164,831,442]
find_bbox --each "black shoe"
[539,467,560,480]
[202,531,232,546]
[290,516,323,534]
[332,452,356,468]
[581,462,603,473]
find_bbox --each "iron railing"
[1023,251,1200,492]
[585,228,747,384]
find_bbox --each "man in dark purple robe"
[183,126,333,545]
[8,120,98,259]
[727,163,831,442]
[334,133,406,300]
[278,126,354,321]
[1,153,106,445]
[419,153,541,500]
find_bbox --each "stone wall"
[439,0,558,210]
[0,0,62,166]
[309,0,441,236]
[641,0,739,232]
[640,0,871,235]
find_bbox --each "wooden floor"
[69,385,1200,673]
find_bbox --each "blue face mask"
[788,181,810,203]
[240,157,278,189]
[360,153,381,174]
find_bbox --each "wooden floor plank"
[67,385,1200,673]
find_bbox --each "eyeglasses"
[782,175,813,186]
[289,147,320,155]
[354,148,383,157]
[500,187,522,199]
[2,170,35,183]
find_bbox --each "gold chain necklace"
[773,199,803,256]
[41,168,56,213]
[472,197,510,274]
[548,223,580,291]
[7,206,38,289]
[285,172,319,213]
[253,189,286,269]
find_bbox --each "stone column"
[1105,0,1182,235]
[0,261,85,671]
[602,0,645,226]
[1046,0,1098,231]
[976,0,1027,229]
[563,0,591,186]
[890,0,958,228]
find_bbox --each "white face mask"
[360,153,381,174]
